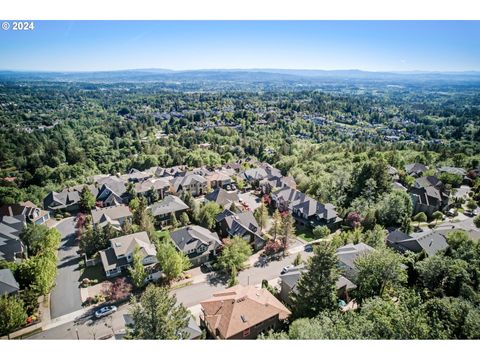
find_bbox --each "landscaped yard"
[79,263,106,284]
[156,230,170,241]
[296,226,315,242]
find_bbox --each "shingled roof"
[201,285,291,339]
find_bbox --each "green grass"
[296,226,315,242]
[79,263,106,283]
[156,230,170,241]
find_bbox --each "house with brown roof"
[206,171,233,189]
[99,231,157,278]
[200,285,291,339]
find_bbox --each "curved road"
[50,217,83,319]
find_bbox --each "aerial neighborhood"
[1,152,480,340]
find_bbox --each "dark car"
[304,244,313,252]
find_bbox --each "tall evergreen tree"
[79,185,96,212]
[126,284,190,339]
[291,243,340,319]
[129,245,147,289]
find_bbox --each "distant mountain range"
[1,68,480,83]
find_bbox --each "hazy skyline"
[0,21,479,72]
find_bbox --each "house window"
[243,328,250,337]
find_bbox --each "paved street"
[50,217,83,319]
[29,247,312,339]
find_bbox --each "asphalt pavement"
[29,247,312,339]
[49,217,83,319]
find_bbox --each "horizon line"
[1,67,480,74]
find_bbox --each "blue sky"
[0,21,479,72]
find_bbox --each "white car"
[95,305,117,319]
[281,265,294,275]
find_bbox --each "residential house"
[0,268,20,296]
[206,171,233,189]
[437,166,466,177]
[205,188,240,208]
[336,242,375,281]
[95,176,128,207]
[409,176,449,217]
[99,231,157,278]
[386,229,449,257]
[0,201,51,262]
[121,314,202,340]
[43,185,98,213]
[0,201,49,226]
[216,209,266,250]
[392,182,408,192]
[387,165,400,181]
[120,168,152,183]
[405,163,428,177]
[271,187,342,231]
[148,195,189,227]
[134,178,171,201]
[91,205,133,231]
[279,265,356,306]
[171,173,208,197]
[239,167,269,185]
[200,285,291,339]
[170,225,222,267]
[0,215,26,261]
[259,175,297,194]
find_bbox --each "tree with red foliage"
[102,277,133,302]
[264,240,283,255]
[346,211,362,229]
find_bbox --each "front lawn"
[79,263,106,284]
[296,226,315,242]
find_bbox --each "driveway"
[173,249,313,307]
[50,217,83,319]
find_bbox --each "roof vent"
[114,242,121,248]
[240,315,248,323]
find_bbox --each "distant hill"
[1,68,479,83]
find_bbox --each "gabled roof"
[405,163,428,175]
[91,205,132,228]
[109,231,156,258]
[200,285,291,339]
[170,225,221,255]
[437,166,466,176]
[148,195,189,217]
[172,173,207,192]
[0,201,48,223]
[386,229,449,257]
[0,215,25,261]
[414,176,443,189]
[336,242,374,269]
[205,188,239,207]
[240,167,269,181]
[134,178,170,194]
[280,265,356,294]
[96,176,127,199]
[0,268,20,296]
[273,187,339,221]
[216,209,262,238]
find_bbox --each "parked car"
[447,208,457,217]
[281,265,294,275]
[95,305,117,319]
[304,244,313,252]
